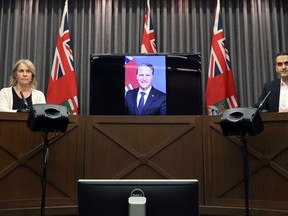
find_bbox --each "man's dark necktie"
[138,92,145,115]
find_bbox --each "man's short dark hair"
[275,52,288,65]
[136,63,154,75]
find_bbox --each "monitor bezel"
[89,53,202,115]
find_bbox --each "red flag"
[205,0,238,115]
[125,56,139,92]
[46,0,79,115]
[141,0,157,53]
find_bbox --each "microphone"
[257,91,271,111]
[18,91,30,113]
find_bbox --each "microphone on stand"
[257,91,271,112]
[17,91,30,113]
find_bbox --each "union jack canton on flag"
[141,0,157,53]
[46,0,79,115]
[205,0,239,115]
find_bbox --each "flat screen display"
[77,179,199,216]
[90,53,202,115]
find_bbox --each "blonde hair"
[9,59,38,89]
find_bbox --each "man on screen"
[125,63,166,115]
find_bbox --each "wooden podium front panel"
[203,113,288,214]
[84,116,204,204]
[0,113,84,214]
[1,113,288,216]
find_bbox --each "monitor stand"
[128,195,146,216]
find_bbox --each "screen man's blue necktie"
[138,92,146,115]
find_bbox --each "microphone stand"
[40,130,50,216]
[240,132,250,216]
[239,90,272,215]
[220,91,271,216]
[26,104,69,216]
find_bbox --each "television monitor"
[90,53,202,115]
[77,179,199,216]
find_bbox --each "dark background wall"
[0,0,288,114]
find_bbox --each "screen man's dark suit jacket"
[125,87,166,115]
[255,79,280,112]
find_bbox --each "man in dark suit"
[255,52,288,112]
[125,63,166,115]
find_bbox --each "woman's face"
[15,63,33,86]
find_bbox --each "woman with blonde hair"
[0,59,46,112]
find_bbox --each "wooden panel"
[84,115,204,204]
[203,113,288,215]
[0,113,84,216]
[1,113,288,216]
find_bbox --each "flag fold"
[141,0,157,53]
[206,0,238,115]
[46,0,79,115]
